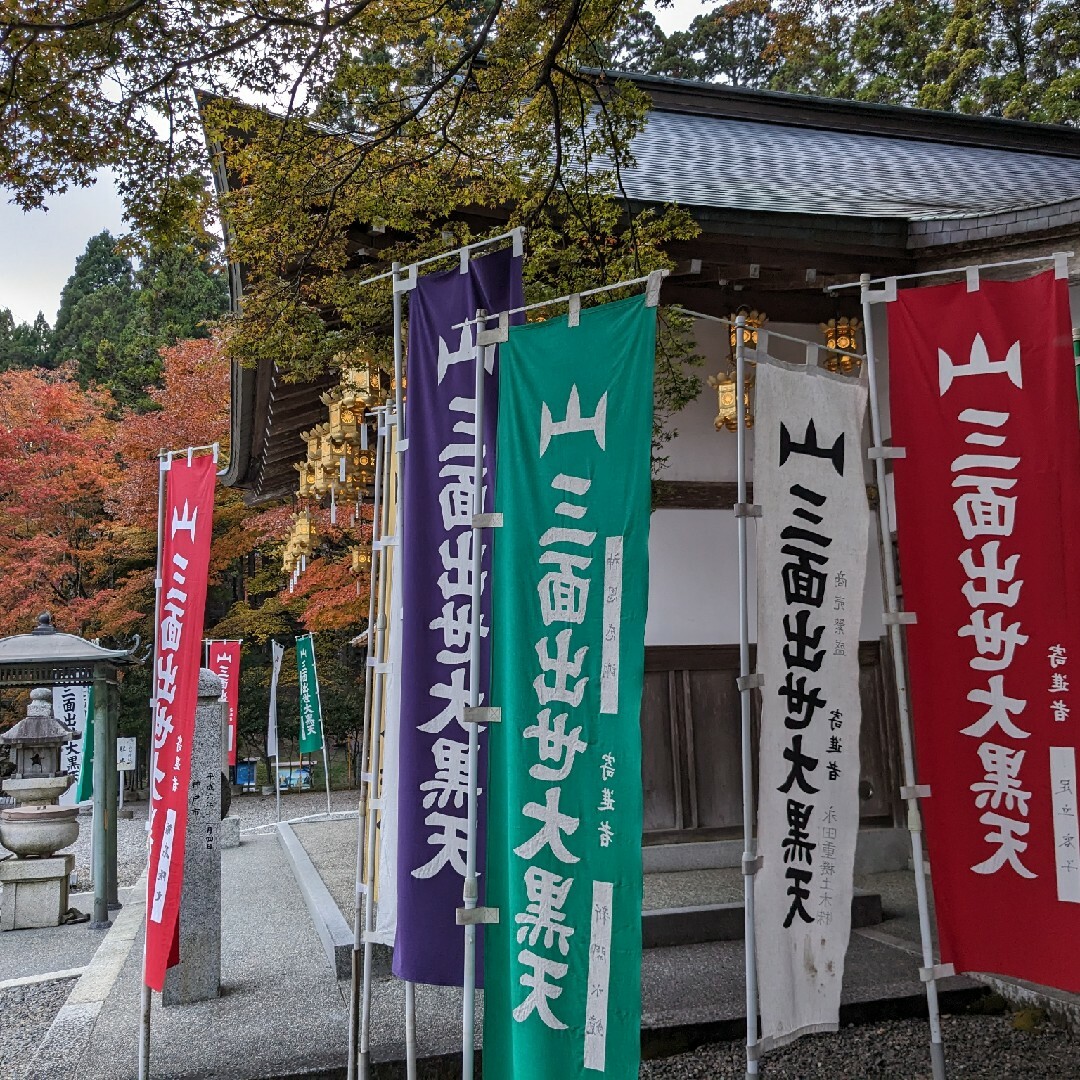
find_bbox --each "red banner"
[145,454,216,992]
[890,268,1080,991]
[208,641,241,766]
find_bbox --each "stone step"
[642,888,882,949]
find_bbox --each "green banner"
[74,684,94,803]
[296,634,324,754]
[74,682,94,803]
[484,294,655,1079]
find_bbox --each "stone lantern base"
[0,853,74,930]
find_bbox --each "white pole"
[275,749,282,823]
[360,407,392,1080]
[734,315,761,1079]
[138,449,170,1080]
[405,979,417,1080]
[350,439,383,1080]
[860,276,947,1080]
[391,262,419,1078]
[461,314,489,1080]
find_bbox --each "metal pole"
[106,678,119,910]
[350,450,383,1080]
[392,263,419,1078]
[138,449,169,1080]
[734,315,761,1079]
[461,318,488,1080]
[307,636,333,817]
[275,749,282,823]
[360,408,392,1080]
[91,670,110,928]
[405,979,417,1080]
[860,276,947,1080]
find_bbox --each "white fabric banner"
[53,685,89,807]
[752,360,870,1052]
[372,530,403,947]
[267,641,284,759]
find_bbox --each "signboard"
[117,737,137,771]
[752,360,870,1049]
[889,268,1080,992]
[485,294,655,1079]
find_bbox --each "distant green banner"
[296,634,324,754]
[75,684,94,803]
[484,294,655,1079]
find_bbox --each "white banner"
[752,360,869,1051]
[53,685,89,806]
[267,641,284,759]
[372,528,403,947]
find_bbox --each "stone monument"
[162,669,223,1005]
[0,687,81,930]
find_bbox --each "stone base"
[0,853,75,930]
[219,816,241,849]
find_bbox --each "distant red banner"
[890,268,1080,991]
[145,454,216,992]
[208,641,241,766]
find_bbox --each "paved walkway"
[9,815,995,1080]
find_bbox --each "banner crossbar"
[451,269,667,331]
[828,250,1073,293]
[676,308,867,365]
[350,228,525,291]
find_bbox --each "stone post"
[162,669,223,1006]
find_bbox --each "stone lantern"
[0,687,81,928]
[0,612,140,927]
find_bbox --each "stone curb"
[276,822,353,980]
[24,882,145,1077]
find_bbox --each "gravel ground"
[0,787,362,891]
[640,1013,1080,1079]
[0,977,76,1079]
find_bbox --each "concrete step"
[643,888,882,949]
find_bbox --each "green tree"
[0,309,52,371]
[49,231,228,409]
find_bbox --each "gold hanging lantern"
[710,307,765,432]
[350,545,372,574]
[821,317,862,375]
[728,307,767,362]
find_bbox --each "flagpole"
[307,635,333,817]
[391,260,419,1079]
[138,448,170,1080]
[360,406,392,1080]
[860,276,947,1080]
[350,441,382,1080]
[461,313,496,1080]
[733,315,761,1079]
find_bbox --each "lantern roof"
[0,613,141,688]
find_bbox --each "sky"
[0,0,705,326]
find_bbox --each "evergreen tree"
[0,309,53,371]
[49,231,228,410]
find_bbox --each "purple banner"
[394,246,523,985]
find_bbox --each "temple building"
[209,70,1080,870]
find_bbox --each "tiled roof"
[619,109,1080,220]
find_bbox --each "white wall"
[647,315,886,648]
[646,280,1080,650]
[644,509,884,646]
